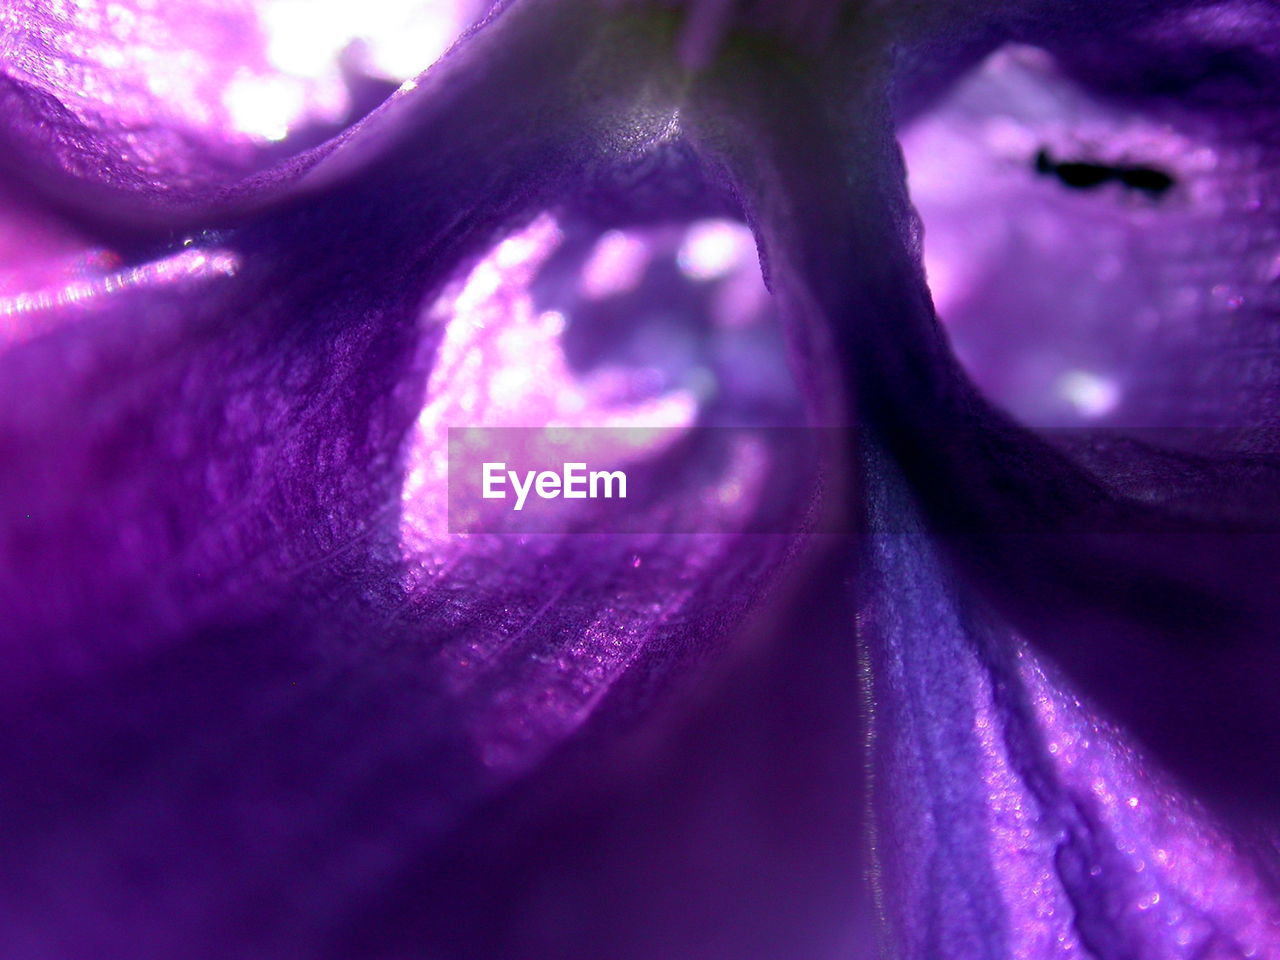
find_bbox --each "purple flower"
[2,1,1280,957]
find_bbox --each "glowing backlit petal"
[399,214,698,554]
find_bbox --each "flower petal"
[0,0,489,224]
[680,22,1280,811]
[0,5,838,953]
[904,38,1280,431]
[863,454,1280,959]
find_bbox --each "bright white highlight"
[677,219,754,282]
[260,0,473,81]
[580,230,651,299]
[223,73,309,142]
[221,0,478,142]
[0,248,241,319]
[1058,369,1121,418]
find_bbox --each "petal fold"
[681,21,1280,808]
[0,5,833,954]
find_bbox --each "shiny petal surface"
[893,8,1280,805]
[0,0,488,223]
[700,9,1280,808]
[905,39,1280,430]
[679,26,1280,960]
[863,456,1280,960]
[6,0,1280,957]
[0,5,832,954]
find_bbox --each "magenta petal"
[0,0,663,669]
[904,38,1280,431]
[327,549,874,960]
[0,0,500,228]
[893,16,1280,805]
[0,0,312,214]
[0,6,840,954]
[683,24,1280,808]
[863,458,1280,959]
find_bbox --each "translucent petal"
[0,6,837,953]
[864,457,1280,960]
[0,0,487,220]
